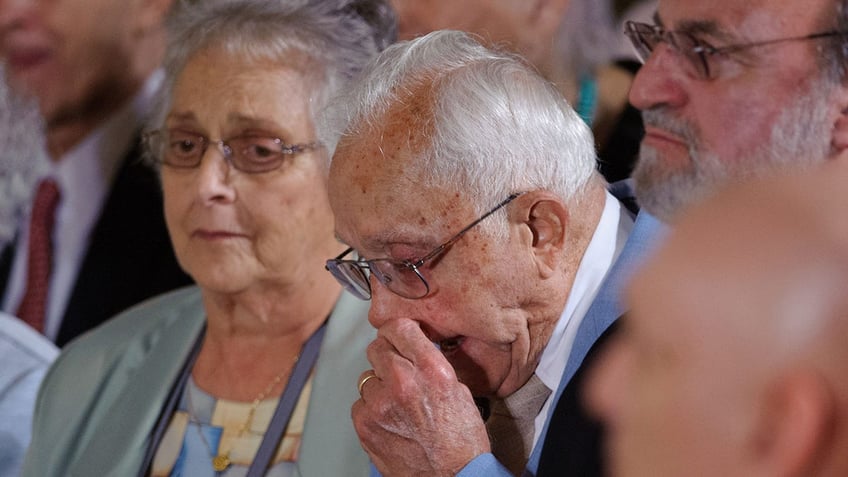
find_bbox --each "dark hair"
[820,0,848,82]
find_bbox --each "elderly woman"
[21,1,394,476]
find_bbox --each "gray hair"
[328,30,599,218]
[147,0,396,164]
[0,64,49,248]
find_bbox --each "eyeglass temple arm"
[413,192,525,267]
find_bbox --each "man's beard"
[633,81,834,223]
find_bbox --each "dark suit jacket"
[532,207,665,477]
[0,142,192,347]
[535,322,618,476]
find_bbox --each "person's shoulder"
[55,286,203,371]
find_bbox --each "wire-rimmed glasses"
[325,192,524,300]
[143,128,323,174]
[624,20,848,80]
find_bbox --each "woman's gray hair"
[328,30,599,221]
[146,0,396,165]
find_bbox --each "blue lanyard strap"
[140,319,328,477]
[247,321,327,476]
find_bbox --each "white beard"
[633,79,834,223]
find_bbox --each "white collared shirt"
[532,190,634,446]
[2,71,163,341]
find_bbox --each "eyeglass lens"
[151,129,313,173]
[326,259,371,300]
[626,22,710,79]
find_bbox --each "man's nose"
[367,276,413,329]
[629,42,690,112]
[194,147,237,205]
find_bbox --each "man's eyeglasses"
[325,192,524,300]
[624,20,848,80]
[143,128,323,174]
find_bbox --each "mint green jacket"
[22,287,374,477]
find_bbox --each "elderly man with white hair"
[325,30,661,476]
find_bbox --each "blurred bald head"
[588,161,848,477]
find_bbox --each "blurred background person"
[22,0,394,475]
[588,161,848,477]
[0,0,191,346]
[388,0,644,182]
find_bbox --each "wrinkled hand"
[352,318,490,477]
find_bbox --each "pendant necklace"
[185,362,293,473]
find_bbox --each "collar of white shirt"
[531,190,634,446]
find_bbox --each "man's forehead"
[331,98,435,184]
[330,133,421,204]
[657,0,829,39]
[331,191,466,258]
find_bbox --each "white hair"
[0,65,49,248]
[146,0,396,165]
[327,30,600,218]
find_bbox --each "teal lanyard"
[576,74,597,126]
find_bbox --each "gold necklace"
[185,364,293,473]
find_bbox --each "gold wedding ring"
[357,371,379,397]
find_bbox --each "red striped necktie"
[17,178,61,333]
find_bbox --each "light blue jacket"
[22,287,374,477]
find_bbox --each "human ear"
[515,193,569,278]
[751,372,835,476]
